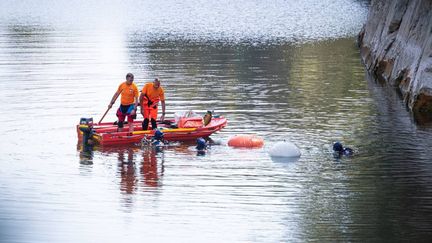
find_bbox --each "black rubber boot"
[151,119,157,130]
[142,118,149,130]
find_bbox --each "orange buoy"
[228,135,264,148]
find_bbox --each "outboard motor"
[79,117,94,146]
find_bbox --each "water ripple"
[2,1,432,242]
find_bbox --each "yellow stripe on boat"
[92,134,102,142]
[132,128,197,135]
[131,130,152,135]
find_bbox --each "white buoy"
[268,141,301,158]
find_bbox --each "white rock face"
[268,141,301,158]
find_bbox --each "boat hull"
[77,117,227,146]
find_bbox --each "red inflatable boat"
[77,117,227,146]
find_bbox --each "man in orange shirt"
[139,78,166,130]
[108,73,139,132]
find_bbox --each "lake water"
[1,0,432,242]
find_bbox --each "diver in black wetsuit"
[333,142,353,157]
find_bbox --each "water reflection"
[118,147,138,194]
[108,146,166,195]
[270,156,300,164]
[77,143,165,193]
[0,0,368,44]
[140,148,164,188]
[78,144,94,165]
[3,1,432,240]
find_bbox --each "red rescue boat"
[77,117,227,146]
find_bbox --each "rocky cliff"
[358,0,432,122]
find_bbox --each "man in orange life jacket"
[108,73,139,133]
[139,78,166,130]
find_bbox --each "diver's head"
[154,129,164,140]
[196,137,207,150]
[333,142,344,153]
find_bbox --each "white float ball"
[268,141,301,158]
